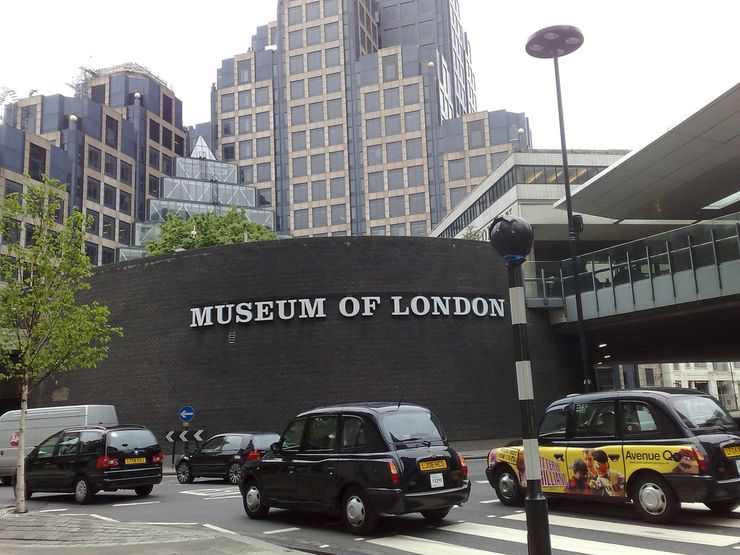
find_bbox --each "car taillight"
[694,447,708,473]
[457,453,468,478]
[96,455,119,469]
[244,450,261,460]
[151,452,164,464]
[386,460,400,485]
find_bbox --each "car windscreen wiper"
[394,437,432,447]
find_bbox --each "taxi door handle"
[287,465,296,473]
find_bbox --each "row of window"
[287,0,338,25]
[222,112,270,137]
[290,72,342,99]
[447,153,496,181]
[222,87,269,113]
[288,21,340,49]
[370,221,427,236]
[292,151,345,176]
[84,210,131,245]
[366,139,423,165]
[293,203,346,230]
[367,165,425,191]
[290,100,343,125]
[149,119,174,150]
[85,177,131,215]
[85,242,117,266]
[289,47,341,75]
[291,178,347,203]
[364,84,420,112]
[368,193,426,220]
[148,146,173,176]
[87,145,134,185]
[365,111,421,138]
[292,125,344,150]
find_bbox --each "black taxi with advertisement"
[238,402,471,534]
[486,388,740,523]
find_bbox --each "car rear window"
[253,434,280,450]
[379,410,445,443]
[670,396,735,429]
[107,429,158,452]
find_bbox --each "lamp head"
[489,215,534,264]
[526,25,583,59]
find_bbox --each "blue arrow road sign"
[179,406,195,422]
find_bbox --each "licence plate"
[723,445,740,458]
[430,473,444,488]
[125,457,146,465]
[419,459,448,471]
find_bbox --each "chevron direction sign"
[165,429,206,442]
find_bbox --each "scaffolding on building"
[66,63,172,98]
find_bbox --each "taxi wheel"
[74,477,96,504]
[176,462,194,484]
[342,486,379,535]
[243,480,269,519]
[631,473,679,524]
[226,462,242,485]
[494,466,524,506]
[421,507,451,522]
[705,500,740,514]
[135,485,153,497]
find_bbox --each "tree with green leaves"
[0,177,122,513]
[145,207,278,256]
[461,225,482,241]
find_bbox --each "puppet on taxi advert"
[564,458,592,494]
[590,450,625,497]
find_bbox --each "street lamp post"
[490,215,551,555]
[526,25,593,392]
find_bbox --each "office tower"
[209,0,530,238]
[1,64,188,264]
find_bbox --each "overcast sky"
[2,0,737,151]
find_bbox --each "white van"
[0,405,118,483]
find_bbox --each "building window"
[405,138,422,160]
[367,145,383,166]
[371,226,386,236]
[289,29,303,49]
[449,186,467,208]
[238,59,251,84]
[162,95,173,123]
[328,124,343,145]
[239,140,253,158]
[148,146,159,170]
[104,153,117,179]
[390,223,406,236]
[292,156,307,177]
[293,182,308,203]
[448,158,466,180]
[221,93,235,112]
[313,206,327,227]
[366,118,381,139]
[294,209,309,230]
[103,184,116,209]
[118,221,131,245]
[327,98,342,119]
[256,137,271,157]
[101,247,115,265]
[162,128,172,149]
[289,54,304,74]
[307,51,322,71]
[85,242,98,265]
[309,102,324,123]
[290,80,305,100]
[410,220,426,236]
[162,154,173,176]
[404,110,421,132]
[383,87,400,109]
[331,203,345,224]
[386,141,402,163]
[368,171,384,193]
[291,105,305,125]
[256,162,271,182]
[258,188,272,206]
[105,116,118,149]
[468,119,485,149]
[329,151,344,171]
[256,112,270,131]
[222,117,235,136]
[407,165,424,187]
[239,165,253,184]
[324,0,338,16]
[306,25,321,46]
[325,21,339,41]
[174,134,185,156]
[385,114,401,135]
[326,72,341,93]
[148,175,160,197]
[20,105,37,132]
[87,145,101,172]
[102,215,116,240]
[87,177,100,202]
[288,5,302,24]
[369,198,385,220]
[238,90,252,109]
[365,91,380,112]
[238,115,252,134]
[330,177,345,198]
[389,195,405,217]
[4,180,22,202]
[292,131,306,151]
[119,161,132,185]
[409,192,425,214]
[255,87,269,107]
[86,209,99,235]
[311,153,326,174]
[306,0,320,20]
[307,128,323,148]
[382,54,398,81]
[469,154,488,178]
[386,168,403,190]
[403,83,420,104]
[223,143,235,161]
[119,190,131,215]
[149,119,160,143]
[308,76,322,97]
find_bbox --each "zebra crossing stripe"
[439,522,677,555]
[503,512,739,547]
[368,534,506,554]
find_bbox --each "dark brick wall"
[32,237,575,443]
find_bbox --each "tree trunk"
[14,379,28,514]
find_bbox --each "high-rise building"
[208,0,530,238]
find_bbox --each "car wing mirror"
[270,441,281,452]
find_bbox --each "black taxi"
[486,388,740,523]
[238,402,471,534]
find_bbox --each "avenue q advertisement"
[190,294,506,328]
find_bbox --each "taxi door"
[536,403,570,495]
[565,400,627,498]
[293,414,339,507]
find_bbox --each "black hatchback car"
[17,425,163,504]
[176,432,280,485]
[486,388,740,523]
[239,402,471,534]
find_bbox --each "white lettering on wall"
[191,306,214,327]
[339,296,360,317]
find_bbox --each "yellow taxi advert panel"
[623,445,702,475]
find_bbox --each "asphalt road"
[2,459,739,554]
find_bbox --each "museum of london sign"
[190,295,505,328]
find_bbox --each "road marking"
[112,501,161,507]
[203,523,236,534]
[474,480,489,484]
[440,522,678,555]
[369,535,505,554]
[319,545,330,548]
[263,527,300,535]
[205,494,242,500]
[89,514,119,523]
[181,488,236,496]
[503,512,739,547]
[479,499,499,504]
[39,508,68,512]
[136,522,199,526]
